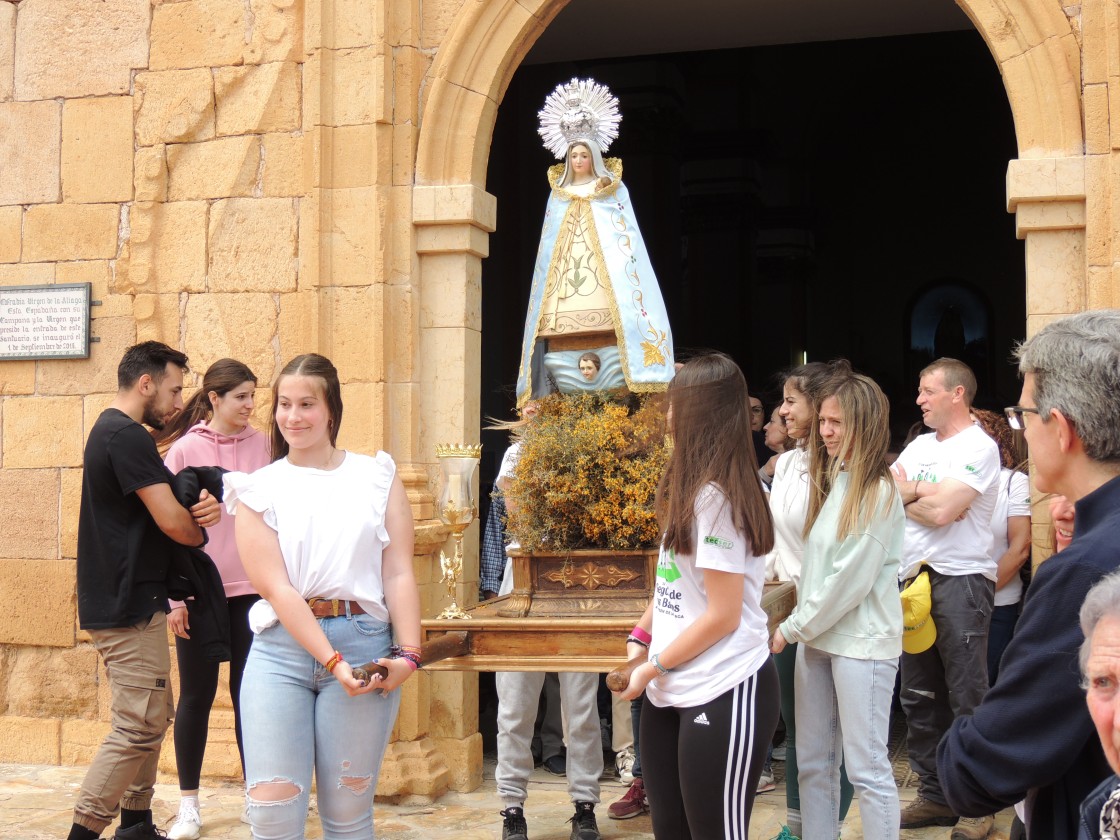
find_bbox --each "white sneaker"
[615,747,636,784]
[168,802,202,840]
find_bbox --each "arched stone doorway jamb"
[954,0,1092,334]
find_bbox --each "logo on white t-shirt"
[693,712,710,726]
[703,535,733,550]
[657,552,682,583]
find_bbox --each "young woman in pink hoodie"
[157,358,271,840]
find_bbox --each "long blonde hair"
[804,372,897,540]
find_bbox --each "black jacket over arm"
[165,466,231,663]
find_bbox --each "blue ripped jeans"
[240,613,399,840]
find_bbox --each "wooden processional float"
[350,78,796,685]
[353,545,796,682]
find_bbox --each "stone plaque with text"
[0,284,92,360]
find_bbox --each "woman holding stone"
[225,353,420,839]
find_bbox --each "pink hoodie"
[165,422,272,599]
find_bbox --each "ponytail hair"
[155,358,258,449]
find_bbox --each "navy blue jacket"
[938,475,1120,840]
[1079,774,1119,840]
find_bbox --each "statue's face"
[579,358,599,381]
[569,144,591,178]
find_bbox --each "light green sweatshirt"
[779,473,904,660]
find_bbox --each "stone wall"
[0,0,479,798]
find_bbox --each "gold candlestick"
[435,443,482,620]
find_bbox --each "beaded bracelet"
[390,644,422,670]
[324,651,343,673]
[651,653,671,676]
[626,636,650,648]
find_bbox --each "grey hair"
[1079,569,1120,684]
[1016,309,1120,465]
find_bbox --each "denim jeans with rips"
[240,613,398,840]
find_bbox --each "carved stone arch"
[955,0,1082,157]
[416,0,1083,186]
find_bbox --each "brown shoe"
[951,815,994,840]
[899,795,958,828]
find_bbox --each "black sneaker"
[501,806,529,840]
[569,802,601,840]
[114,822,168,839]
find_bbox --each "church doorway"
[480,2,1023,457]
[472,0,1030,756]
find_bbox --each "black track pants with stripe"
[640,658,780,840]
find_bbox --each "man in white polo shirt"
[890,358,1000,839]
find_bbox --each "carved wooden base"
[497,548,657,618]
[419,580,796,673]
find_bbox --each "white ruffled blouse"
[223,450,396,633]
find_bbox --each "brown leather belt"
[307,598,366,618]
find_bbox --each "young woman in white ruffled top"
[224,353,420,839]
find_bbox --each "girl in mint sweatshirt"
[771,371,904,840]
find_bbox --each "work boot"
[952,815,995,839]
[899,794,958,828]
[501,806,529,840]
[569,801,601,840]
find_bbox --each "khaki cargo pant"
[73,611,174,834]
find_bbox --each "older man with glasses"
[938,309,1120,840]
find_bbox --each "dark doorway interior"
[481,30,1023,452]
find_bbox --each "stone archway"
[415,0,1085,182]
[411,0,1091,458]
[406,0,1100,787]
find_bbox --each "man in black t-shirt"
[69,342,221,840]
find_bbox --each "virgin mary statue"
[516,78,675,406]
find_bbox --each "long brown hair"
[656,353,774,556]
[154,358,257,448]
[972,408,1027,472]
[270,354,343,462]
[804,371,897,540]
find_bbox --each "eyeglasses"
[1004,405,1041,430]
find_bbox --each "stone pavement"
[0,760,1016,840]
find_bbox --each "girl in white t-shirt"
[224,354,420,839]
[615,352,779,839]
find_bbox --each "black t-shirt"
[77,408,175,629]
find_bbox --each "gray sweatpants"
[495,670,603,807]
